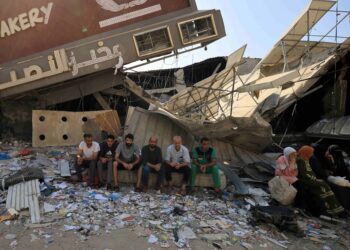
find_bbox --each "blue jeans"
[142,164,164,188]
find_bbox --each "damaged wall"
[0,98,39,140]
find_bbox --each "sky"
[127,0,350,71]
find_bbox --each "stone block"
[117,169,226,189]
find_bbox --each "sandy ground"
[0,220,349,250]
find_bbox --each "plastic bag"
[268,176,297,205]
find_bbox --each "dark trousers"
[116,162,141,171]
[75,160,97,186]
[142,164,165,188]
[164,163,191,184]
[293,180,322,216]
[97,160,113,185]
[328,182,350,210]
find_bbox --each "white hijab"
[283,147,296,167]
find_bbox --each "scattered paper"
[43,202,56,213]
[148,234,158,244]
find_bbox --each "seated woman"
[275,147,298,184]
[275,147,304,207]
[297,146,344,216]
[312,144,350,180]
[310,145,350,210]
[326,145,350,181]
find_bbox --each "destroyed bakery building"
[0,0,225,139]
[0,0,349,183]
[1,0,350,249]
[1,0,350,199]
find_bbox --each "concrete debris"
[9,240,17,248]
[4,234,17,240]
[32,110,121,147]
[0,143,348,249]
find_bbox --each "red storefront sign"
[0,0,191,64]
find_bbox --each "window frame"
[177,14,218,45]
[133,26,174,57]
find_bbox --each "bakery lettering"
[0,2,53,38]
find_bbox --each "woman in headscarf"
[275,147,306,208]
[326,145,350,181]
[275,147,298,184]
[310,145,350,209]
[309,144,330,180]
[297,145,344,216]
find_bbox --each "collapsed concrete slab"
[32,110,121,147]
[124,106,271,162]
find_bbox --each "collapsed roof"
[122,0,350,151]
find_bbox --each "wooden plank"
[124,77,164,109]
[6,185,13,209]
[93,92,110,110]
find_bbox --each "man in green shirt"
[191,137,221,193]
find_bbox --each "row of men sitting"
[75,133,222,196]
[276,145,350,217]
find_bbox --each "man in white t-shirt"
[164,135,191,196]
[75,133,100,187]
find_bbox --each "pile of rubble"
[0,142,349,249]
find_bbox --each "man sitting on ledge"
[191,137,221,194]
[97,134,118,190]
[164,135,191,196]
[75,133,100,187]
[113,133,141,192]
[141,136,164,193]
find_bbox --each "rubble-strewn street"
[0,143,349,250]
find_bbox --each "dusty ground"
[0,223,349,250]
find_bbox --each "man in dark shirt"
[141,136,164,192]
[97,135,118,189]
